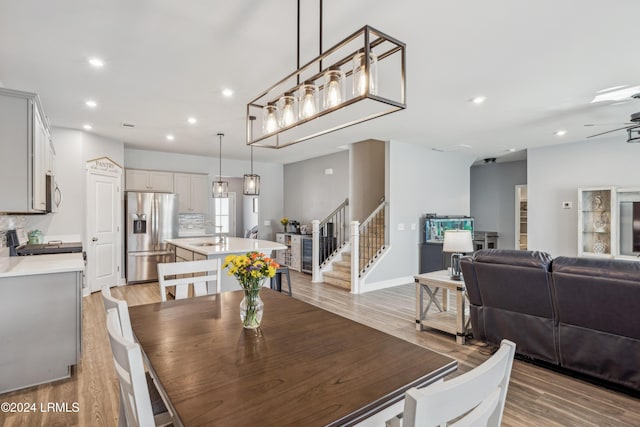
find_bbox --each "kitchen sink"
[193,242,219,247]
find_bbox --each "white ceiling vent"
[431,144,472,152]
[121,122,136,128]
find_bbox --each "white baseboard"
[360,275,413,293]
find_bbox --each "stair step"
[342,251,351,261]
[323,270,351,290]
[324,270,350,280]
[333,261,351,273]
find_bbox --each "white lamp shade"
[442,230,474,253]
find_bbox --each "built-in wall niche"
[617,188,640,260]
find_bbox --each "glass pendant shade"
[212,133,228,198]
[243,116,261,196]
[243,174,260,195]
[212,180,228,198]
[263,103,279,134]
[278,93,298,127]
[298,83,318,119]
[353,52,378,96]
[323,68,344,109]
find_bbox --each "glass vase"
[240,288,264,329]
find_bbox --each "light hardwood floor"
[1,271,639,426]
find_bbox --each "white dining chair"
[101,285,134,342]
[157,258,221,301]
[106,308,173,427]
[381,339,516,427]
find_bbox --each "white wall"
[528,136,640,257]
[28,128,125,239]
[363,141,474,290]
[470,160,527,250]
[124,148,284,241]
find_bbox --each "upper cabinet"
[125,169,174,192]
[578,187,617,257]
[0,88,50,213]
[174,173,209,213]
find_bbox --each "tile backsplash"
[0,215,28,247]
[178,213,206,236]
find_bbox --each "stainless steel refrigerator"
[125,192,178,283]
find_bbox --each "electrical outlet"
[264,220,271,226]
[562,201,572,209]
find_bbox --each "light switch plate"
[410,223,417,230]
[264,220,271,226]
[397,223,405,231]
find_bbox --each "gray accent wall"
[283,150,349,226]
[470,160,527,250]
[528,136,640,257]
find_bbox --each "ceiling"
[2,0,639,165]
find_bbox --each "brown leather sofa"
[461,249,640,391]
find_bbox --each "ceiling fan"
[585,93,640,142]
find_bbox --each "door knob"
[92,237,98,242]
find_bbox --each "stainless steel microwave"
[45,174,60,213]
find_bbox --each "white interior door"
[86,172,121,293]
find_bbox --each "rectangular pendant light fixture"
[246,25,406,149]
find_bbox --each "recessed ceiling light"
[166,134,175,141]
[187,117,197,125]
[222,88,234,98]
[508,148,517,152]
[83,124,92,131]
[85,100,97,108]
[554,130,567,137]
[88,57,104,68]
[470,96,486,104]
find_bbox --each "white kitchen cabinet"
[46,138,56,176]
[174,173,209,213]
[32,103,47,211]
[125,169,174,192]
[0,88,49,213]
[275,232,301,271]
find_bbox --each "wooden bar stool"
[270,266,292,296]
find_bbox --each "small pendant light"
[212,133,228,198]
[243,116,261,195]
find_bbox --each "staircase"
[321,200,387,292]
[323,251,352,290]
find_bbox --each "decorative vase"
[593,239,606,254]
[283,224,288,233]
[240,288,264,329]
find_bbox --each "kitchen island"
[0,253,85,393]
[164,237,286,292]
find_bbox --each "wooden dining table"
[128,288,457,427]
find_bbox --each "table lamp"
[443,230,474,281]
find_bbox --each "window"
[214,192,236,236]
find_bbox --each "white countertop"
[0,253,85,278]
[165,236,286,256]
